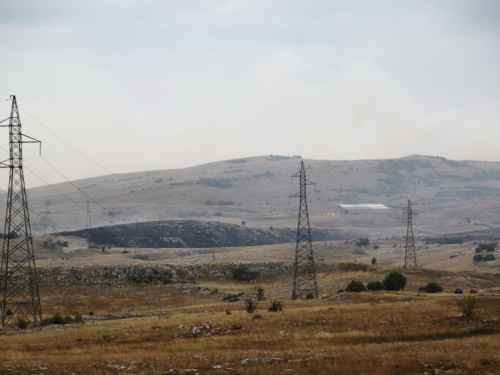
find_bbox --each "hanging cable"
[40,155,130,225]
[18,105,123,179]
[22,164,116,226]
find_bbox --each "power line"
[40,155,129,225]
[18,105,122,179]
[23,165,116,226]
[0,142,116,227]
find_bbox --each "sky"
[0,0,499,187]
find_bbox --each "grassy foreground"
[2,265,500,374]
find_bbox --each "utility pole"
[0,95,42,328]
[85,198,91,229]
[403,199,417,268]
[290,161,318,300]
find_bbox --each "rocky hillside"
[26,154,500,239]
[57,220,349,248]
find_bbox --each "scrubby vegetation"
[383,271,407,291]
[421,281,443,293]
[424,237,463,245]
[232,267,259,281]
[346,280,366,292]
[367,281,384,291]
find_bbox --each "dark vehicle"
[455,287,463,294]
[469,288,478,294]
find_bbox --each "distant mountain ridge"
[26,154,500,238]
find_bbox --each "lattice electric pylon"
[85,198,91,229]
[403,199,417,268]
[0,95,42,328]
[290,161,318,300]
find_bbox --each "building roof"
[337,204,390,210]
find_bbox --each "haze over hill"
[25,154,500,239]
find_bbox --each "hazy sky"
[0,0,499,187]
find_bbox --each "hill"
[56,220,349,248]
[25,154,500,239]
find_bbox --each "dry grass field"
[2,258,500,375]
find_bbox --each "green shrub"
[306,293,315,299]
[223,292,244,302]
[268,300,283,312]
[484,253,496,262]
[232,267,258,282]
[383,271,407,291]
[367,281,384,291]
[16,317,29,329]
[74,312,84,323]
[371,257,377,265]
[477,242,497,252]
[243,297,257,313]
[41,313,74,326]
[256,287,265,301]
[473,254,483,262]
[475,247,483,253]
[424,281,443,293]
[355,238,370,247]
[346,280,366,292]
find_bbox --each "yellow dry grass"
[2,263,500,374]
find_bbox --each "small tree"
[424,281,443,293]
[456,295,476,318]
[256,287,265,301]
[367,281,384,291]
[346,280,366,292]
[383,271,407,291]
[243,297,257,313]
[241,221,246,226]
[371,257,377,265]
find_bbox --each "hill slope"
[56,220,349,248]
[26,154,500,238]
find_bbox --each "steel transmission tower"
[290,161,318,300]
[0,95,42,328]
[85,198,91,229]
[403,199,417,268]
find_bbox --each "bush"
[232,267,258,282]
[16,317,29,329]
[371,257,377,265]
[484,253,496,262]
[306,293,315,299]
[373,245,379,250]
[473,254,484,262]
[268,300,283,312]
[424,281,443,293]
[41,313,74,326]
[367,281,384,291]
[456,295,476,318]
[475,247,483,253]
[256,287,265,301]
[243,297,257,313]
[355,238,370,247]
[223,292,244,302]
[477,242,497,252]
[383,271,407,291]
[346,280,366,292]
